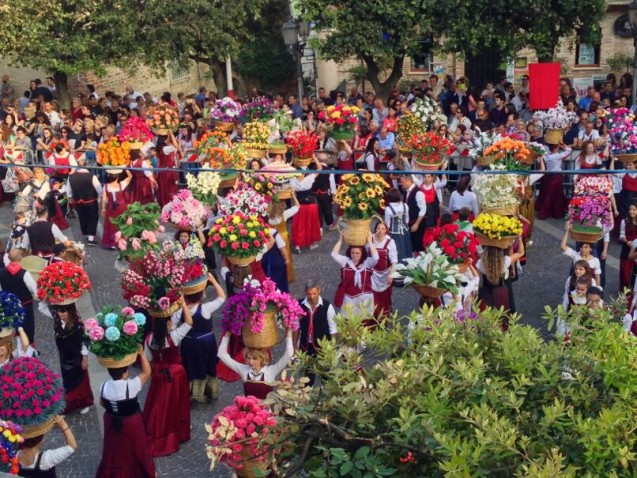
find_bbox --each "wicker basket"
[246,148,267,159]
[268,144,288,155]
[476,155,493,167]
[54,297,79,306]
[153,128,170,136]
[182,275,208,295]
[61,247,84,265]
[242,310,279,349]
[617,153,637,164]
[148,301,181,319]
[96,352,138,369]
[219,174,238,189]
[217,121,235,132]
[292,157,313,168]
[544,128,563,145]
[480,204,519,216]
[413,159,444,171]
[227,255,256,267]
[342,217,374,246]
[474,231,517,249]
[0,326,14,338]
[276,188,294,200]
[570,226,603,243]
[455,263,469,274]
[236,449,271,478]
[22,417,56,439]
[128,141,144,150]
[412,284,446,298]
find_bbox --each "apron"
[243,372,273,400]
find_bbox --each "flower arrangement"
[196,130,229,154]
[118,116,153,144]
[471,164,519,210]
[246,172,276,197]
[84,306,145,361]
[0,420,23,475]
[532,101,577,130]
[409,96,446,128]
[111,202,164,259]
[483,137,533,167]
[36,262,92,304]
[568,195,612,230]
[606,108,637,154]
[285,130,318,159]
[121,243,185,311]
[212,97,241,123]
[206,395,277,472]
[473,213,523,240]
[471,131,497,158]
[161,189,209,231]
[334,172,388,219]
[181,237,208,285]
[424,223,479,265]
[270,109,301,136]
[218,182,271,217]
[208,212,269,259]
[0,357,65,427]
[186,171,222,206]
[260,162,298,185]
[527,141,547,159]
[149,104,180,133]
[0,292,25,332]
[318,104,359,139]
[406,132,454,168]
[396,112,427,152]
[221,277,302,335]
[239,96,276,121]
[97,138,131,167]
[393,244,465,294]
[574,175,613,197]
[244,121,271,147]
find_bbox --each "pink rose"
[122,320,138,336]
[83,318,98,331]
[88,326,105,341]
[131,238,141,250]
[126,217,133,226]
[158,297,171,310]
[114,231,122,242]
[117,239,127,251]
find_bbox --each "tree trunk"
[210,58,227,97]
[53,71,70,110]
[362,55,404,101]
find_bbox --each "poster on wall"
[572,77,592,99]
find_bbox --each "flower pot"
[342,217,375,246]
[217,121,235,132]
[96,352,138,369]
[330,129,355,141]
[236,448,271,478]
[182,274,208,295]
[474,231,517,249]
[292,157,313,168]
[267,144,287,155]
[242,310,279,349]
[412,284,446,298]
[570,225,603,243]
[617,153,637,164]
[227,255,256,267]
[54,297,79,306]
[22,417,56,440]
[246,148,267,159]
[544,128,563,145]
[148,301,180,319]
[128,141,144,150]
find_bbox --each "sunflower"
[358,202,369,211]
[365,189,376,198]
[362,173,374,182]
[349,177,360,185]
[374,186,383,195]
[343,197,353,207]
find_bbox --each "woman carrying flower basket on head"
[0,326,33,369]
[268,195,300,284]
[535,142,572,220]
[619,203,637,290]
[368,221,397,320]
[155,131,179,207]
[476,245,523,316]
[290,156,322,253]
[261,218,291,294]
[101,169,133,250]
[53,302,94,416]
[418,171,447,248]
[127,149,156,205]
[143,298,193,457]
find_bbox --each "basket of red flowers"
[285,130,319,167]
[36,261,92,305]
[406,132,454,170]
[424,223,480,271]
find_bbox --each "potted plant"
[0,292,25,339]
[149,104,180,135]
[394,244,465,298]
[180,238,209,295]
[568,194,612,243]
[0,357,65,439]
[212,97,241,131]
[84,306,146,368]
[406,132,454,170]
[111,202,164,261]
[218,182,271,217]
[208,212,269,267]
[97,138,131,168]
[118,116,153,149]
[185,171,222,207]
[221,277,302,348]
[531,101,577,145]
[36,262,92,305]
[318,104,360,140]
[473,213,523,249]
[483,137,533,168]
[239,96,276,122]
[285,130,319,167]
[471,164,520,215]
[161,189,209,231]
[243,121,272,158]
[606,107,637,162]
[424,223,480,271]
[334,173,389,246]
[0,420,23,475]
[206,395,278,475]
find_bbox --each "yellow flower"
[343,197,353,207]
[358,202,369,211]
[219,227,227,234]
[249,231,256,238]
[366,189,376,198]
[362,173,374,182]
[229,234,238,241]
[342,174,354,181]
[374,186,383,195]
[332,111,342,119]
[349,177,360,185]
[232,216,241,225]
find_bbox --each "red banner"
[528,62,560,109]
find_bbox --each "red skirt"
[142,363,191,457]
[620,257,635,291]
[372,288,392,318]
[62,370,94,414]
[49,200,69,231]
[102,201,128,248]
[535,174,567,220]
[156,171,179,207]
[291,203,321,247]
[95,411,156,478]
[130,175,154,205]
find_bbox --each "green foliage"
[268,302,637,476]
[607,54,635,74]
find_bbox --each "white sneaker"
[80,406,91,415]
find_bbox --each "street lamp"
[282,19,305,100]
[628,0,637,106]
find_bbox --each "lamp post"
[629,0,637,107]
[282,18,307,101]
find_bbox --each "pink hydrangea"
[88,326,105,341]
[84,318,98,331]
[122,320,138,336]
[121,307,135,316]
[157,296,171,310]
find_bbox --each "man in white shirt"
[576,120,600,148]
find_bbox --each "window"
[411,38,434,71]
[575,43,600,66]
[169,62,190,83]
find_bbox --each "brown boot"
[205,376,219,400]
[191,379,207,403]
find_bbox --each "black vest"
[298,298,332,349]
[27,221,55,255]
[405,186,420,225]
[68,171,98,202]
[312,172,331,192]
[0,268,32,303]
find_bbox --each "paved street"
[0,197,622,477]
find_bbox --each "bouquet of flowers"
[206,395,277,472]
[568,195,612,230]
[84,306,146,365]
[527,141,547,160]
[121,242,185,313]
[270,109,301,137]
[0,357,65,434]
[221,277,302,335]
[208,212,269,260]
[181,237,208,287]
[285,130,318,159]
[244,121,272,148]
[483,137,533,168]
[606,108,637,155]
[409,96,446,128]
[186,171,221,206]
[149,104,180,133]
[393,244,465,295]
[406,132,454,168]
[218,182,270,217]
[473,213,523,240]
[471,164,520,211]
[471,131,497,159]
[111,202,164,260]
[212,97,241,123]
[574,175,613,197]
[246,172,276,197]
[36,262,92,305]
[161,189,209,231]
[424,223,479,265]
[318,104,359,139]
[97,138,131,167]
[118,116,153,145]
[334,172,388,219]
[196,130,229,154]
[239,96,276,121]
[0,420,23,475]
[532,101,577,130]
[396,112,427,152]
[0,292,25,334]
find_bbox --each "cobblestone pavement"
[0,198,622,477]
